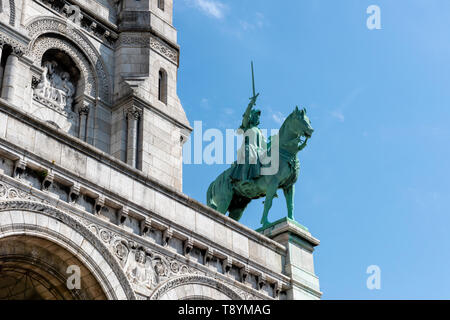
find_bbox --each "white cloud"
[331,110,345,122]
[239,12,266,31]
[224,108,234,115]
[201,98,210,110]
[189,0,227,19]
[272,112,286,125]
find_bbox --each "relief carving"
[118,34,179,65]
[124,248,158,290]
[27,18,111,103]
[34,60,76,112]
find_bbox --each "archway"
[0,236,106,300]
[0,200,136,300]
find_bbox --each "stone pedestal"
[257,218,322,300]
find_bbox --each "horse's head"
[292,106,314,139]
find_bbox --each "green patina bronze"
[207,63,314,228]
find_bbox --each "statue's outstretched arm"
[241,93,259,130]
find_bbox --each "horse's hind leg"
[229,208,245,222]
[228,197,251,222]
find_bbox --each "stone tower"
[0,0,321,300]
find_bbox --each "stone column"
[0,41,4,91]
[78,104,90,142]
[1,51,21,102]
[125,106,142,168]
[257,218,322,300]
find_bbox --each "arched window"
[158,69,167,105]
[158,0,165,11]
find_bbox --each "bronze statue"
[207,63,314,228]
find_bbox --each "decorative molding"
[149,275,243,300]
[36,0,118,45]
[0,181,46,203]
[150,36,178,65]
[84,221,204,294]
[118,34,179,65]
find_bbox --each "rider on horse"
[230,93,268,183]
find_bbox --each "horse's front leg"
[283,185,295,220]
[261,184,278,228]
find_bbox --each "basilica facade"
[0,0,321,300]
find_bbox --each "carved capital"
[78,103,90,116]
[124,106,142,120]
[11,46,25,57]
[0,33,27,56]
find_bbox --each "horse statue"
[207,106,314,228]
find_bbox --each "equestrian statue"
[207,63,314,228]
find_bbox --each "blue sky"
[175,0,450,299]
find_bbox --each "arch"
[0,200,136,300]
[149,275,243,300]
[25,16,112,104]
[0,235,106,299]
[32,36,96,99]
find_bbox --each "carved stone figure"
[33,60,76,112]
[62,72,75,107]
[124,249,157,289]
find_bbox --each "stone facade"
[0,0,321,300]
